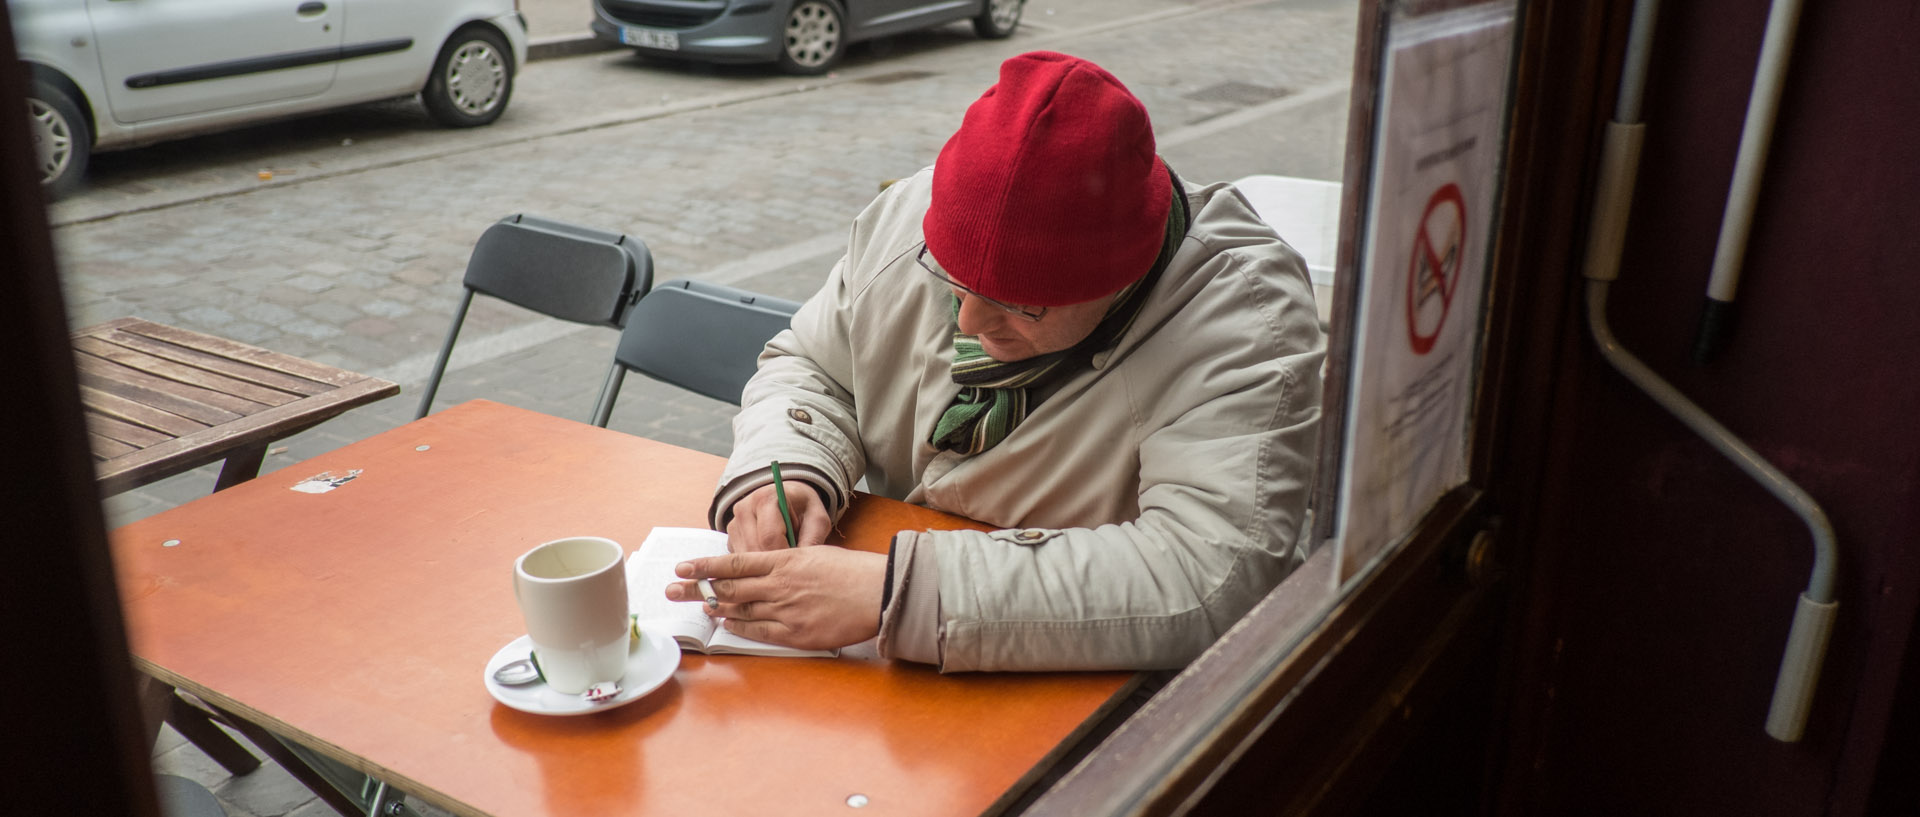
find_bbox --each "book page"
[627,527,728,647]
[707,627,837,658]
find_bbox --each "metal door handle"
[297,2,326,14]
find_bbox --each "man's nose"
[955,292,1003,336]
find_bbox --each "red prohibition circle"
[1406,182,1466,355]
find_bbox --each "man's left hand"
[664,546,888,650]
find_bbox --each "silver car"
[12,0,529,197]
[590,0,1022,76]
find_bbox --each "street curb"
[528,33,620,61]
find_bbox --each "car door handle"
[297,2,326,14]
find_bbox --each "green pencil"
[771,460,798,548]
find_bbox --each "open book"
[627,527,837,658]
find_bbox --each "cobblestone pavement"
[63,1,1359,814]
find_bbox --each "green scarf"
[928,165,1191,455]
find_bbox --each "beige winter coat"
[710,166,1324,671]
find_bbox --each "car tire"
[26,79,90,199]
[423,27,515,128]
[775,0,845,76]
[972,0,1023,39]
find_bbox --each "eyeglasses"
[916,242,1047,322]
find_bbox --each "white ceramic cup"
[513,536,630,695]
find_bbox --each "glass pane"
[1328,0,1520,589]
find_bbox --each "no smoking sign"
[1405,182,1465,355]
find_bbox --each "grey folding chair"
[416,214,653,420]
[590,278,802,426]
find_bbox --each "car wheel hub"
[446,41,506,116]
[26,98,72,184]
[785,3,840,67]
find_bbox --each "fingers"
[721,617,793,643]
[667,548,887,650]
[676,550,782,581]
[669,551,787,613]
[727,481,820,551]
[663,579,709,606]
[797,500,833,548]
[724,492,785,552]
[661,577,769,620]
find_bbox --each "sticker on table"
[291,469,363,494]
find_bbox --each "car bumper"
[492,10,533,67]
[590,1,785,63]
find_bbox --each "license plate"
[621,26,679,50]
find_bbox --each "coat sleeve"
[882,237,1326,672]
[710,256,866,526]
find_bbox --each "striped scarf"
[928,165,1190,455]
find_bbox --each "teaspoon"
[492,657,541,686]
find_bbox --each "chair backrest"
[416,214,653,419]
[591,279,801,426]
[463,214,651,328]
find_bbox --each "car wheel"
[424,27,514,127]
[776,0,844,76]
[973,0,1023,39]
[26,79,90,199]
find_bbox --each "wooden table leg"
[137,674,266,777]
[166,695,263,776]
[213,442,269,492]
[136,673,175,749]
[208,704,368,817]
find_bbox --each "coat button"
[788,408,813,424]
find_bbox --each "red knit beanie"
[923,51,1171,307]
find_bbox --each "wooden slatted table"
[74,317,399,495]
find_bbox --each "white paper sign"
[1334,2,1517,587]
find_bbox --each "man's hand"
[726,479,831,551]
[663,547,886,650]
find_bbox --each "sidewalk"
[518,0,619,60]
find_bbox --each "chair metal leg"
[591,362,627,427]
[416,290,474,420]
[366,780,395,817]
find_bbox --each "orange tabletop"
[112,399,1132,817]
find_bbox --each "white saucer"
[483,628,681,716]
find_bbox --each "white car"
[11,0,529,197]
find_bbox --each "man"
[665,51,1325,672]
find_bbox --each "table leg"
[208,705,369,817]
[165,695,263,776]
[213,442,269,492]
[138,674,263,776]
[136,673,174,749]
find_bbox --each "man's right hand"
[725,479,832,551]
